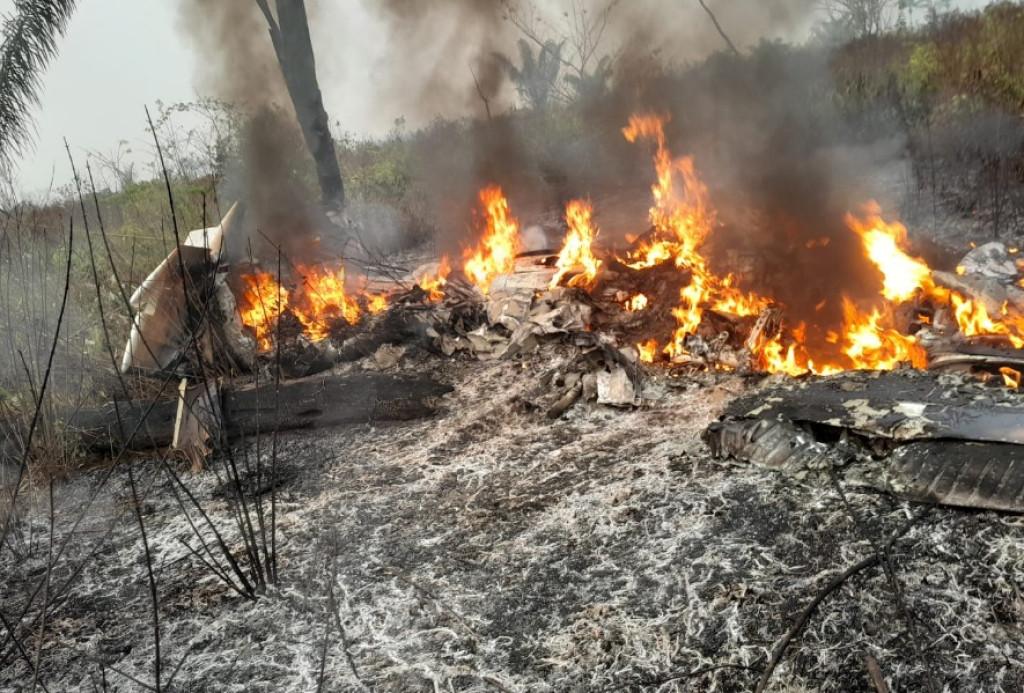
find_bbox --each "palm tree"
[0,0,78,173]
[494,38,564,110]
[565,55,613,104]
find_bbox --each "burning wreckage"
[105,114,1024,515]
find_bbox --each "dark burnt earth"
[2,344,1022,691]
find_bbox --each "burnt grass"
[2,349,1023,691]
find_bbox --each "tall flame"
[463,186,521,294]
[552,199,602,288]
[846,205,932,303]
[620,114,772,362]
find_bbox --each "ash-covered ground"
[2,344,1023,692]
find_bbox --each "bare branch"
[469,64,492,121]
[696,0,740,56]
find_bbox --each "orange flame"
[463,186,521,294]
[1000,366,1021,389]
[621,114,772,362]
[552,199,602,288]
[637,339,659,363]
[238,263,393,351]
[846,205,932,303]
[845,205,1024,349]
[238,270,290,352]
[367,293,390,315]
[292,265,362,342]
[418,256,451,302]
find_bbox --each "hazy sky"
[0,0,997,196]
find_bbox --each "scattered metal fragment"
[703,416,835,477]
[887,441,1024,513]
[712,371,1024,513]
[726,370,1024,444]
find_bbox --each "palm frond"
[0,0,78,174]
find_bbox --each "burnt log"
[67,372,452,452]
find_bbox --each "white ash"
[1,349,1022,691]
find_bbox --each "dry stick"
[66,142,131,399]
[146,106,269,589]
[0,608,47,689]
[85,160,162,369]
[243,238,272,585]
[161,640,197,691]
[695,0,739,56]
[754,512,926,693]
[756,553,882,693]
[270,246,283,582]
[469,64,492,121]
[865,654,890,693]
[315,582,332,693]
[145,106,191,315]
[161,465,255,598]
[0,291,230,667]
[326,554,368,691]
[29,479,56,693]
[102,662,158,692]
[126,464,161,692]
[827,470,939,693]
[0,214,73,551]
[637,663,754,689]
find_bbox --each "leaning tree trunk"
[258,0,345,211]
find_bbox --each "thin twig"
[0,214,73,549]
[126,464,161,692]
[695,0,740,56]
[754,512,926,693]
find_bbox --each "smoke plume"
[176,0,333,267]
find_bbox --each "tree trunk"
[260,0,345,211]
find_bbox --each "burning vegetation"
[233,112,1024,389]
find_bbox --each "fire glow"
[236,112,1024,383]
[549,113,1024,375]
[463,185,521,294]
[238,264,388,350]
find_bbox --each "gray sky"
[0,0,997,197]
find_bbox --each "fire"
[621,115,713,271]
[1000,366,1021,389]
[291,265,362,343]
[238,270,290,352]
[846,205,932,303]
[367,293,390,314]
[552,200,602,288]
[838,298,927,370]
[620,114,772,362]
[235,113,1024,381]
[758,338,808,377]
[637,339,659,363]
[626,293,649,311]
[418,256,451,302]
[463,186,521,294]
[238,262,393,351]
[844,205,1024,350]
[948,294,1024,348]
